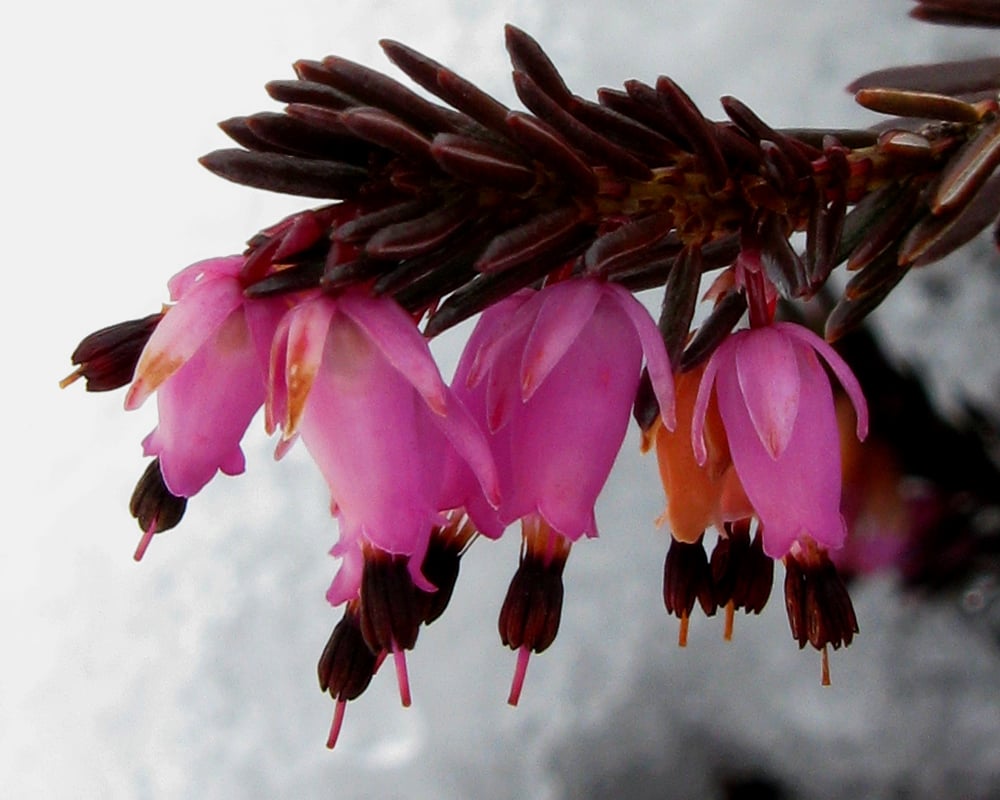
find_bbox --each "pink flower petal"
[448,305,517,538]
[166,255,245,301]
[691,341,726,467]
[265,311,293,437]
[605,282,676,430]
[486,318,532,433]
[504,294,643,539]
[717,333,846,557]
[282,296,338,438]
[141,310,266,497]
[125,274,244,410]
[273,434,297,461]
[299,327,434,553]
[469,292,537,432]
[340,290,449,416]
[325,523,365,605]
[778,321,869,441]
[245,296,294,373]
[454,280,664,542]
[519,279,601,401]
[282,291,501,601]
[734,327,800,459]
[431,395,501,508]
[464,291,536,390]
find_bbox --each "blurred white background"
[4,1,999,797]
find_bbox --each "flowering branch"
[63,6,1000,748]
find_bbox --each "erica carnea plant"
[63,1,1000,748]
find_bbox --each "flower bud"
[61,313,162,392]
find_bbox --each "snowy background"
[5,1,1000,797]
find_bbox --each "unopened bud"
[61,313,162,392]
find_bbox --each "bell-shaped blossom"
[125,256,287,498]
[654,362,751,544]
[692,321,868,558]
[267,289,500,605]
[455,278,675,541]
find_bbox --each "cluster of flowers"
[64,16,1000,748]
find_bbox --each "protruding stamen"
[58,368,84,389]
[392,647,412,707]
[326,700,347,749]
[133,521,157,562]
[678,609,690,647]
[821,644,831,687]
[508,645,532,706]
[723,600,735,641]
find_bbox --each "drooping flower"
[123,255,287,556]
[654,358,772,646]
[654,362,751,544]
[453,277,675,701]
[267,288,499,714]
[458,277,675,539]
[692,321,869,559]
[59,13,1000,750]
[268,288,500,603]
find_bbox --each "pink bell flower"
[125,256,286,499]
[453,277,674,702]
[457,277,676,540]
[692,321,869,559]
[266,289,500,606]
